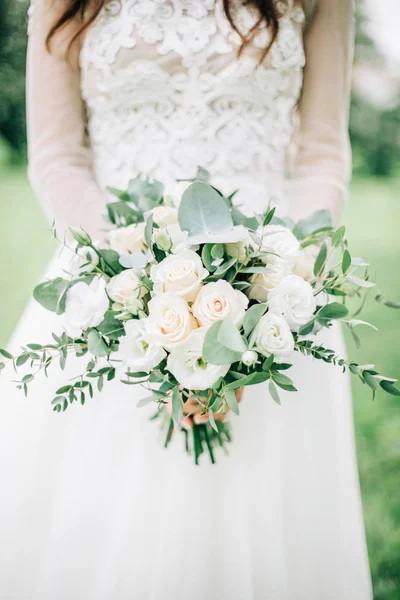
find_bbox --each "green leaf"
[243,303,267,338]
[217,317,247,353]
[226,371,270,390]
[263,207,276,226]
[231,206,259,230]
[203,321,242,365]
[97,249,124,275]
[271,371,297,391]
[0,349,13,359]
[363,371,378,391]
[106,201,143,226]
[137,396,154,408]
[97,311,125,340]
[172,387,183,425]
[262,354,274,371]
[208,409,219,433]
[128,175,164,212]
[313,242,328,276]
[380,380,400,396]
[144,213,154,254]
[332,225,346,247]
[16,354,29,367]
[317,302,349,320]
[202,244,217,273]
[269,380,281,405]
[179,182,244,243]
[293,210,332,240]
[33,278,70,314]
[342,249,351,274]
[87,330,109,358]
[225,388,239,415]
[211,244,225,260]
[298,320,315,336]
[213,257,237,277]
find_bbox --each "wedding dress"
[0,0,373,598]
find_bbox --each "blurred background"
[0,1,399,597]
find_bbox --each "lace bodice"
[78,0,305,212]
[27,0,355,238]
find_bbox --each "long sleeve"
[287,0,355,225]
[27,0,107,241]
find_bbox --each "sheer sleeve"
[27,0,107,241]
[288,0,355,225]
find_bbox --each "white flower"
[150,250,208,303]
[193,280,249,328]
[163,181,192,208]
[225,237,254,263]
[145,294,198,350]
[61,276,109,338]
[258,224,300,267]
[268,274,317,332]
[153,228,172,252]
[152,205,178,228]
[293,245,319,282]
[165,223,195,254]
[107,223,146,255]
[118,319,166,373]
[248,260,291,302]
[166,328,230,390]
[107,269,143,304]
[251,312,295,361]
[67,245,99,276]
[241,349,258,367]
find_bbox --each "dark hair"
[47,0,286,61]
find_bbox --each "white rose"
[107,269,143,304]
[248,260,291,302]
[118,319,166,373]
[61,276,109,339]
[268,274,317,332]
[150,250,208,302]
[165,224,195,254]
[163,181,192,208]
[193,280,249,328]
[258,224,300,267]
[251,312,295,361]
[166,328,230,390]
[152,205,178,228]
[145,294,198,349]
[293,245,319,282]
[107,223,146,255]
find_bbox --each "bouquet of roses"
[1,168,399,464]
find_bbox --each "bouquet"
[1,168,399,464]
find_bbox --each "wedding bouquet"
[1,169,399,464]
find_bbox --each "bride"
[0,0,373,598]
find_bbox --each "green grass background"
[0,145,399,598]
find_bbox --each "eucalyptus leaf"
[97,311,126,340]
[225,388,239,415]
[217,317,247,353]
[203,321,242,365]
[172,387,183,425]
[313,242,328,276]
[87,330,109,358]
[243,303,267,338]
[346,275,376,289]
[33,278,70,315]
[293,210,332,240]
[269,380,281,405]
[317,302,349,320]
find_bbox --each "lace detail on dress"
[79,0,306,213]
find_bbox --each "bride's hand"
[166,388,243,430]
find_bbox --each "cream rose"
[225,238,254,263]
[258,224,300,267]
[61,277,109,339]
[107,269,143,304]
[118,319,166,373]
[293,245,319,282]
[152,205,179,228]
[145,294,198,349]
[163,181,192,208]
[251,312,295,361]
[268,274,317,332]
[166,328,230,390]
[107,223,146,255]
[193,280,248,328]
[248,260,291,302]
[150,250,208,302]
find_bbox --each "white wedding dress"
[0,0,373,598]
